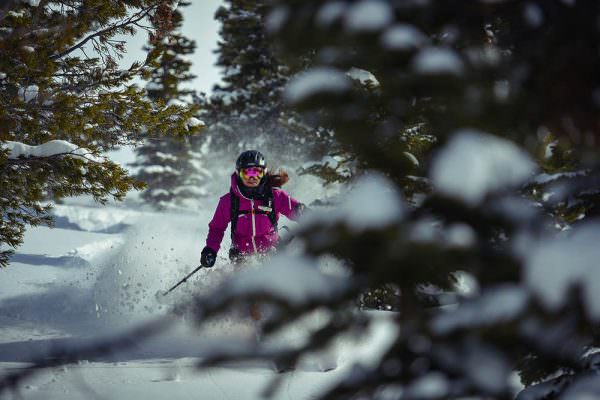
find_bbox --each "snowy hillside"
[0,165,398,399]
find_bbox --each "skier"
[199,150,305,269]
[198,150,327,373]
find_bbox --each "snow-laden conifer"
[131,1,208,210]
[0,0,203,266]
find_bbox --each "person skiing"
[199,150,305,269]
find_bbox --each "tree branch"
[0,150,106,172]
[49,5,157,60]
[0,0,19,23]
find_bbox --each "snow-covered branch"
[1,140,102,163]
[0,0,19,23]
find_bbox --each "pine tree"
[265,1,600,398]
[0,0,202,266]
[197,0,337,171]
[6,3,600,397]
[173,1,600,399]
[131,1,207,210]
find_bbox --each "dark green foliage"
[200,0,291,148]
[196,0,342,175]
[4,2,600,399]
[132,1,206,209]
[360,283,401,311]
[178,1,600,399]
[261,1,600,398]
[0,0,200,266]
[296,150,355,185]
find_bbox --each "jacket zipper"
[250,199,258,253]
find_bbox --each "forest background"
[2,1,600,399]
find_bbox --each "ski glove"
[200,246,217,268]
[294,203,307,217]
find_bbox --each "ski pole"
[278,225,296,248]
[162,264,204,296]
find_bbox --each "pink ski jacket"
[205,173,302,255]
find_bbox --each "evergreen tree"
[266,1,600,398]
[197,0,338,171]
[132,1,207,210]
[0,0,202,266]
[180,1,600,399]
[6,3,600,398]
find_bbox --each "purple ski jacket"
[205,173,302,255]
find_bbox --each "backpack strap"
[265,187,278,231]
[230,189,239,243]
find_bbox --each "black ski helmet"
[236,150,267,171]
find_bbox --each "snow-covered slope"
[0,171,396,400]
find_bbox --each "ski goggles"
[239,167,265,180]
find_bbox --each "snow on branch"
[218,253,349,307]
[186,117,205,130]
[284,67,352,105]
[431,284,530,335]
[300,172,405,232]
[524,221,600,320]
[431,130,537,206]
[0,0,19,22]
[1,140,102,162]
